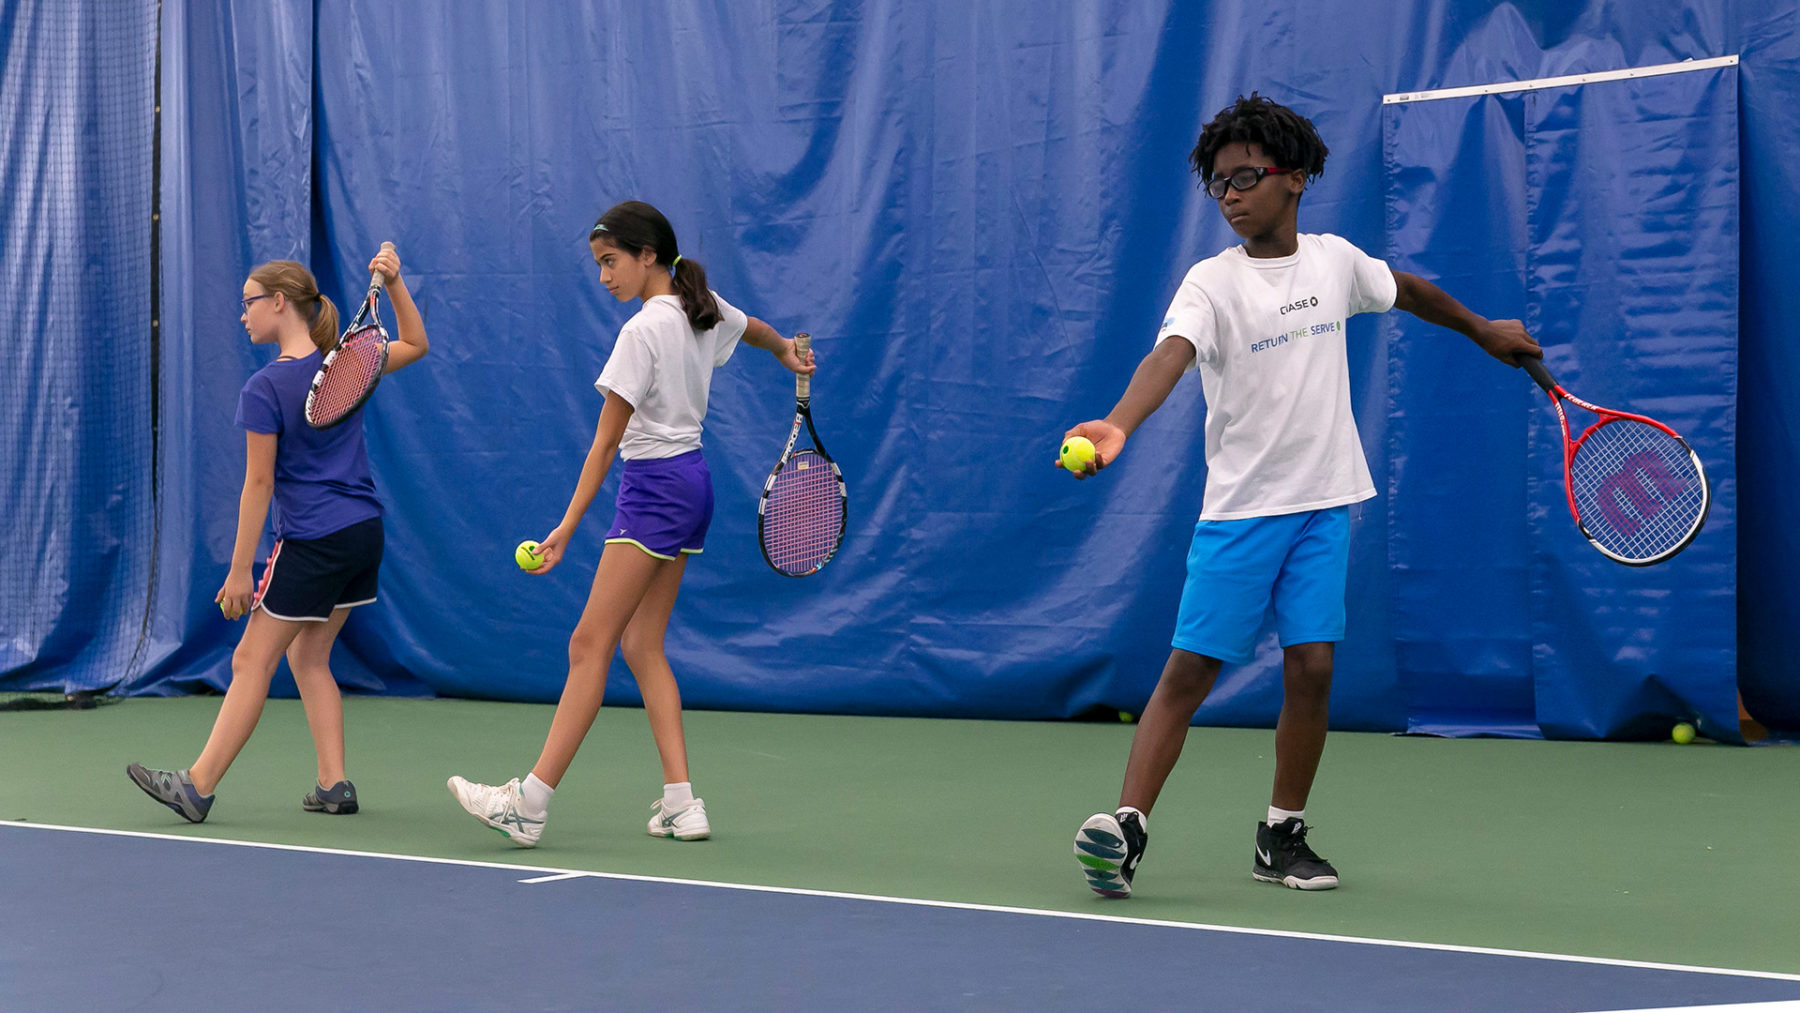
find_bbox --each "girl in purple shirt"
[127,247,429,824]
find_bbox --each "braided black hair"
[1188,93,1329,186]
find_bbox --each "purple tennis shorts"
[604,449,715,559]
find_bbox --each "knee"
[1160,650,1219,705]
[1284,659,1333,709]
[230,644,278,683]
[619,631,663,672]
[568,626,614,671]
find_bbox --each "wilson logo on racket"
[758,333,847,577]
[304,242,395,430]
[1520,356,1710,566]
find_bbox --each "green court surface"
[4,697,1795,975]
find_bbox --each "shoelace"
[1283,823,1328,863]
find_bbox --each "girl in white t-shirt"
[449,200,814,847]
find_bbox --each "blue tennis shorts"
[605,449,714,560]
[253,516,383,623]
[1170,506,1351,664]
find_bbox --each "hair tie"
[671,255,683,268]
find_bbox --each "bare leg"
[619,555,691,784]
[189,611,307,795]
[529,543,664,787]
[286,608,354,788]
[1118,648,1223,815]
[1271,642,1333,812]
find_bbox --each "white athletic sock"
[663,781,694,810]
[1268,805,1304,827]
[1116,806,1147,832]
[520,773,554,817]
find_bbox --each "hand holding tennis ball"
[1060,436,1095,473]
[1055,421,1124,480]
[515,540,545,571]
[519,526,572,575]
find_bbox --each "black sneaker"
[1074,809,1148,898]
[302,780,359,814]
[1253,817,1339,890]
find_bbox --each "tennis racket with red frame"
[304,242,394,429]
[758,333,847,577]
[1521,356,1709,566]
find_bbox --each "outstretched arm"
[1392,270,1541,365]
[742,317,817,377]
[1058,336,1196,479]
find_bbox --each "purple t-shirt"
[235,351,383,540]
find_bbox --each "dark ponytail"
[589,200,721,331]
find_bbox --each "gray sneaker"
[126,763,213,823]
[302,780,359,814]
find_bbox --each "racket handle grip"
[369,241,396,292]
[1519,355,1558,394]
[795,332,811,401]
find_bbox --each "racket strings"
[763,451,844,573]
[310,327,385,424]
[1569,420,1704,560]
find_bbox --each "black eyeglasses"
[1205,166,1297,200]
[240,294,273,312]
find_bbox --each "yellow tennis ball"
[1672,722,1695,745]
[515,540,544,571]
[1060,435,1096,473]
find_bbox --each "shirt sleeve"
[596,323,655,407]
[234,374,282,435]
[1334,235,1398,315]
[1154,266,1219,370]
[709,291,750,367]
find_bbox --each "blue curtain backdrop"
[6,1,1797,738]
[1384,65,1740,740]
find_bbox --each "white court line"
[9,820,1800,984]
[518,871,589,884]
[1593,1004,1800,1012]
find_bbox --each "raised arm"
[370,246,429,373]
[1059,336,1197,479]
[1391,270,1540,365]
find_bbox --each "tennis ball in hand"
[515,540,544,571]
[1672,722,1696,745]
[1060,436,1096,473]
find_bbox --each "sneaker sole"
[1075,813,1132,898]
[1253,868,1339,891]
[648,825,711,841]
[302,799,359,815]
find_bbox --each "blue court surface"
[5,823,1800,1011]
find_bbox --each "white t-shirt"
[1155,233,1397,521]
[595,292,749,460]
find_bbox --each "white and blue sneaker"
[647,798,710,841]
[447,776,544,848]
[1075,809,1147,898]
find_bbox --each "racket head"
[1567,417,1710,565]
[758,448,847,577]
[304,322,389,429]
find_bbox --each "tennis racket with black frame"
[1520,356,1709,566]
[758,333,847,577]
[304,241,394,430]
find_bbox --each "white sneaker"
[647,797,710,840]
[447,776,544,848]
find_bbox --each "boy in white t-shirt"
[1066,94,1541,897]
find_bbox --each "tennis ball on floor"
[1672,721,1696,744]
[1060,436,1096,473]
[515,540,544,571]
